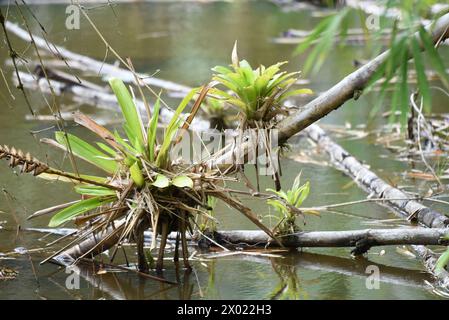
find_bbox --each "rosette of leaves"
[39,78,207,271]
[266,174,316,235]
[211,44,312,128]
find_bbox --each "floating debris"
[0,266,18,281]
[396,246,417,259]
[13,247,29,255]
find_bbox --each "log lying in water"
[23,227,434,289]
[208,228,449,250]
[303,123,449,287]
[5,21,192,95]
[27,226,449,261]
[304,124,449,229]
[306,125,449,226]
[15,71,210,130]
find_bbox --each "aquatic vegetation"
[0,266,18,281]
[202,97,230,129]
[211,43,312,128]
[293,2,449,126]
[266,174,315,235]
[0,77,280,273]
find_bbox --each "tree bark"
[29,226,449,255]
[276,12,449,143]
[304,124,449,229]
[303,123,449,287]
[205,228,449,250]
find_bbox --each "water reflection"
[267,261,307,300]
[8,249,429,300]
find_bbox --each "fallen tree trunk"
[23,227,431,290]
[23,227,434,289]
[208,228,449,249]
[276,12,449,143]
[27,226,449,258]
[5,21,192,95]
[305,124,449,229]
[304,123,449,287]
[15,71,210,130]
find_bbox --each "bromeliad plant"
[0,77,280,273]
[209,45,312,191]
[202,97,230,130]
[266,174,316,235]
[211,43,312,128]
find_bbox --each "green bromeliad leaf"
[172,175,194,188]
[55,132,118,174]
[156,87,199,168]
[75,185,117,197]
[48,196,115,227]
[109,78,146,151]
[152,174,170,189]
[130,161,145,187]
[148,95,161,162]
[38,172,108,184]
[212,47,310,121]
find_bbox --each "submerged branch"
[304,123,449,287]
[304,124,449,228]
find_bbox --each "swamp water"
[0,1,448,299]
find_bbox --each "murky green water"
[0,1,448,299]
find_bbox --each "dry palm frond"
[0,144,120,190]
[0,145,48,176]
